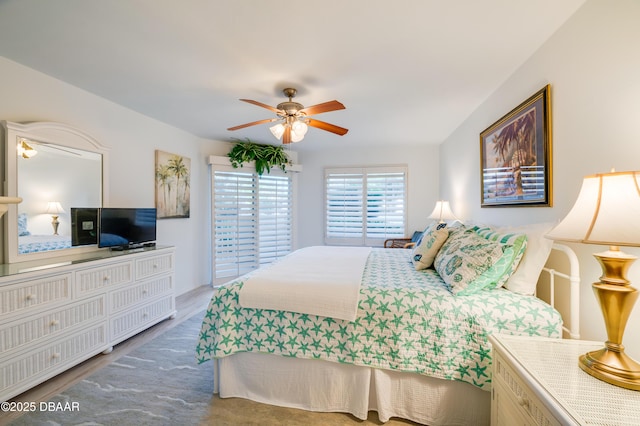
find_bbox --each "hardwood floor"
[0,285,214,425]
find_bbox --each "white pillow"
[498,222,556,295]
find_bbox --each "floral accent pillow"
[412,225,449,270]
[434,228,507,295]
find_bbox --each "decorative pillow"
[470,225,528,289]
[434,228,506,295]
[18,213,30,236]
[498,222,555,295]
[412,225,449,270]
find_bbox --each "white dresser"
[490,334,640,425]
[0,246,175,401]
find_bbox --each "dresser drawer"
[135,253,173,280]
[0,273,72,317]
[109,275,174,313]
[75,262,133,294]
[0,295,106,354]
[0,322,108,401]
[110,295,174,343]
[493,352,560,426]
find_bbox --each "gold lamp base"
[584,248,640,391]
[580,346,640,391]
[51,215,60,235]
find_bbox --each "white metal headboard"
[538,243,581,339]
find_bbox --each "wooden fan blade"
[283,126,292,144]
[239,99,281,114]
[227,118,277,131]
[300,100,345,116]
[307,118,349,136]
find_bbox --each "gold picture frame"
[480,85,552,207]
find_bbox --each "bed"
[196,223,580,425]
[17,213,72,253]
[18,234,72,253]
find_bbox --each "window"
[212,168,293,283]
[325,166,407,246]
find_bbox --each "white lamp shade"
[45,201,65,215]
[428,200,457,223]
[546,171,640,246]
[290,121,308,143]
[269,123,285,140]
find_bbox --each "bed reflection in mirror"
[17,140,102,255]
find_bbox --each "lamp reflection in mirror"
[45,201,65,235]
[546,170,640,391]
[428,200,458,224]
[17,139,38,159]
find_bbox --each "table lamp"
[45,201,65,235]
[546,170,640,391]
[428,200,458,224]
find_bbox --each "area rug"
[10,311,213,426]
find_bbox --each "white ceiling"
[0,0,586,151]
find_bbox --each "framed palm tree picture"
[155,150,191,218]
[480,84,552,207]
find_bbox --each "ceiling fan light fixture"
[292,120,308,136]
[290,129,305,143]
[17,139,38,159]
[230,87,347,144]
[270,123,285,140]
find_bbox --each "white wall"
[0,56,226,295]
[439,0,640,358]
[297,144,439,248]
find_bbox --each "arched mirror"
[2,121,109,263]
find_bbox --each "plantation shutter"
[325,166,407,246]
[212,168,294,283]
[213,171,258,280]
[365,171,406,244]
[325,171,364,245]
[258,174,293,266]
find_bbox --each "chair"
[384,231,423,249]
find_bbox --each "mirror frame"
[2,121,109,264]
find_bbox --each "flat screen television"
[98,208,157,249]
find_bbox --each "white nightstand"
[490,334,640,425]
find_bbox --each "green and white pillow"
[434,228,506,295]
[412,225,449,270]
[470,225,528,289]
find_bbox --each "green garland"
[227,138,289,176]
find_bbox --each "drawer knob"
[51,352,61,359]
[26,294,36,301]
[103,275,110,281]
[517,395,530,409]
[143,312,149,318]
[50,320,60,327]
[153,264,158,269]
[142,289,148,294]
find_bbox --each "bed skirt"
[214,352,490,425]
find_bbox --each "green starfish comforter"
[196,248,561,390]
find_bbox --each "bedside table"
[490,334,640,425]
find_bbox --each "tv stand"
[109,242,154,252]
[0,246,176,402]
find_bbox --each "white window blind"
[325,166,407,246]
[258,174,293,266]
[212,170,293,283]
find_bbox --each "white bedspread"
[238,246,372,321]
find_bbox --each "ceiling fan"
[227,88,349,144]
